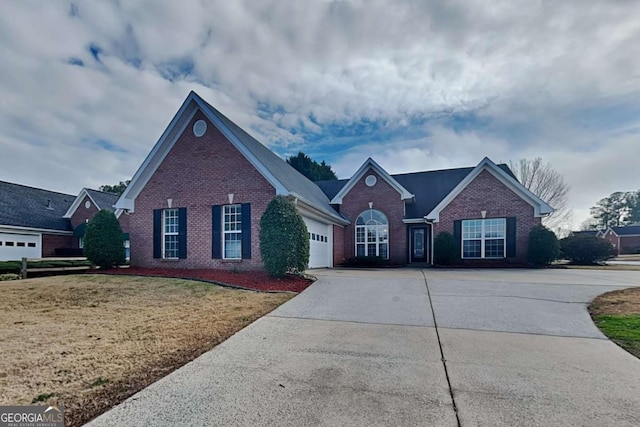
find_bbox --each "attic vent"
[193,120,207,137]
[46,199,53,210]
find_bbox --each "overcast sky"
[1,1,639,229]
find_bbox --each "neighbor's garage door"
[302,216,332,268]
[0,232,41,261]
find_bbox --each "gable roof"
[329,158,414,204]
[0,180,74,232]
[116,91,348,225]
[607,225,640,236]
[63,188,119,218]
[316,163,517,219]
[425,157,553,221]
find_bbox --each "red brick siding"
[70,195,99,228]
[118,212,130,233]
[433,169,541,262]
[42,234,73,257]
[340,169,407,264]
[332,224,345,266]
[130,110,275,270]
[618,235,640,254]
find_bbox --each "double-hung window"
[462,218,506,258]
[223,204,242,259]
[163,208,179,259]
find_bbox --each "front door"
[410,227,428,263]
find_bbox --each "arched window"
[355,209,389,259]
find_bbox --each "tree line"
[584,190,640,230]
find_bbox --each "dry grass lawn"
[0,275,292,426]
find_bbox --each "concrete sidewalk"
[88,268,640,426]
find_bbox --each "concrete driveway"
[88,268,640,426]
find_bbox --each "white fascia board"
[604,227,618,236]
[0,225,73,235]
[195,97,288,195]
[116,95,200,213]
[426,157,554,222]
[63,189,100,218]
[330,157,414,204]
[402,218,428,224]
[116,92,290,212]
[292,193,350,225]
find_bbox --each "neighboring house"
[602,224,640,255]
[63,188,131,258]
[116,91,553,269]
[0,180,129,261]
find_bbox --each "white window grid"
[355,209,389,259]
[163,208,179,259]
[223,204,242,259]
[462,218,506,259]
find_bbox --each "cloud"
[0,0,638,229]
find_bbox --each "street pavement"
[88,268,640,426]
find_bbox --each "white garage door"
[303,216,332,268]
[0,232,41,261]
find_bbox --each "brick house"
[602,224,640,255]
[116,91,553,269]
[0,181,129,261]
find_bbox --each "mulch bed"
[89,267,313,293]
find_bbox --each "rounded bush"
[259,196,310,277]
[434,231,458,265]
[560,235,615,265]
[84,210,125,269]
[527,225,560,266]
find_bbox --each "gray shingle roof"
[85,189,119,212]
[315,164,516,219]
[0,180,74,231]
[611,225,640,236]
[199,96,347,223]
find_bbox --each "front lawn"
[589,287,640,359]
[0,275,293,426]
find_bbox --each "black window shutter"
[178,207,187,259]
[506,217,517,258]
[212,205,222,259]
[153,209,162,259]
[241,203,251,259]
[453,220,462,259]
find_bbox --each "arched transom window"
[355,209,389,259]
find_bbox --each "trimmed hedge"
[560,235,615,265]
[84,210,125,269]
[259,196,310,277]
[434,232,457,265]
[0,260,92,274]
[527,225,560,266]
[343,256,389,267]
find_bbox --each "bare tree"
[509,157,572,234]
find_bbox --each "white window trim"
[355,209,389,259]
[163,208,179,259]
[223,204,242,260]
[461,218,506,259]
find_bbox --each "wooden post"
[21,257,28,279]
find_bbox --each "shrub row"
[0,260,92,274]
[432,226,615,267]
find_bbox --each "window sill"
[221,259,242,263]
[161,258,181,262]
